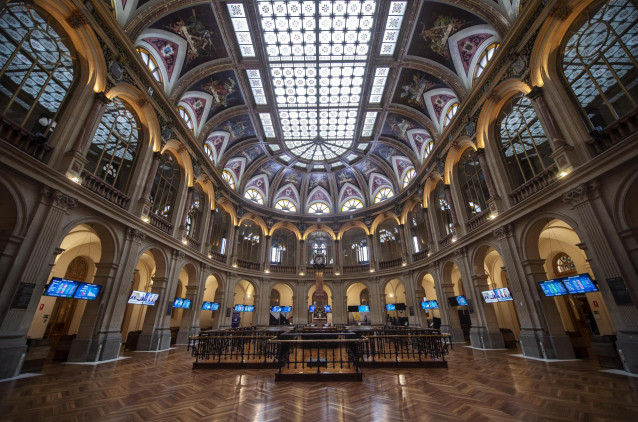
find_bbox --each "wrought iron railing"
[439,233,454,248]
[190,332,277,364]
[587,107,638,156]
[307,266,333,274]
[360,334,450,364]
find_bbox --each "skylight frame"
[227,3,257,57]
[247,69,268,105]
[379,1,407,56]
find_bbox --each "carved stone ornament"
[453,247,466,259]
[561,181,600,207]
[266,216,274,228]
[66,10,88,28]
[172,250,185,261]
[511,54,528,77]
[493,223,513,240]
[126,227,146,243]
[465,120,476,137]
[236,205,244,218]
[41,187,77,213]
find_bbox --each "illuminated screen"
[202,302,212,310]
[358,305,370,312]
[482,290,498,303]
[234,305,245,312]
[44,278,79,298]
[128,291,159,306]
[244,305,255,312]
[562,274,598,294]
[281,306,292,312]
[210,302,220,311]
[539,280,568,297]
[427,300,439,309]
[386,304,396,311]
[72,282,102,300]
[173,298,184,308]
[324,305,331,312]
[271,306,282,312]
[309,305,316,312]
[495,288,513,302]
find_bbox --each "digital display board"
[44,278,79,298]
[562,274,598,294]
[128,291,159,305]
[72,282,102,300]
[539,280,568,297]
[494,288,513,302]
[358,305,370,312]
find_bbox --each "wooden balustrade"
[378,258,402,270]
[412,250,428,262]
[237,259,260,270]
[509,165,558,205]
[149,212,172,234]
[342,264,370,273]
[208,251,226,263]
[466,209,489,232]
[439,233,454,248]
[185,236,201,251]
[0,113,52,162]
[80,170,131,209]
[269,265,296,274]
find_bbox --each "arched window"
[309,202,330,214]
[458,148,490,217]
[0,4,75,136]
[433,183,453,237]
[342,198,363,212]
[222,170,235,190]
[374,187,394,204]
[178,106,194,131]
[275,199,296,212]
[342,228,369,266]
[271,228,297,266]
[204,144,214,161]
[209,207,230,255]
[237,220,261,262]
[136,47,162,83]
[150,152,181,220]
[553,252,578,276]
[497,93,553,188]
[377,218,402,261]
[424,141,434,159]
[85,98,141,192]
[402,168,415,188]
[244,188,264,204]
[561,0,638,129]
[185,185,204,238]
[409,206,429,253]
[474,43,499,80]
[307,231,332,264]
[442,102,459,129]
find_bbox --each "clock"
[312,252,326,266]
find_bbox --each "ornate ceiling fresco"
[112,0,516,216]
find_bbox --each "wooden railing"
[0,113,52,162]
[587,107,638,156]
[149,213,172,234]
[270,265,296,274]
[379,258,402,270]
[412,249,428,262]
[184,236,201,251]
[208,251,226,263]
[439,233,454,248]
[466,209,490,232]
[237,259,260,270]
[343,263,370,273]
[509,164,557,205]
[80,170,130,209]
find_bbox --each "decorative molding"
[493,223,513,240]
[126,227,146,243]
[561,180,600,207]
[41,187,77,213]
[66,10,89,28]
[172,250,185,261]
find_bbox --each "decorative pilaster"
[443,185,459,232]
[263,235,272,272]
[367,233,377,271]
[398,224,409,264]
[138,152,161,219]
[179,187,195,237]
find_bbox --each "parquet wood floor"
[1,345,637,421]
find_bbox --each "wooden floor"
[1,345,638,421]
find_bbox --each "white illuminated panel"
[247,69,267,105]
[227,3,256,57]
[361,111,377,137]
[259,113,276,138]
[380,1,406,56]
[257,0,379,162]
[369,68,389,104]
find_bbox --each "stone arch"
[519,212,585,262]
[237,213,268,235]
[194,176,215,210]
[162,139,194,187]
[444,137,477,185]
[55,218,119,264]
[302,224,336,240]
[370,211,400,233]
[269,221,302,239]
[215,197,238,226]
[423,172,444,208]
[135,246,169,279]
[337,221,370,240]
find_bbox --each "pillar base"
[136,328,172,351]
[519,328,575,359]
[441,324,465,342]
[469,327,505,349]
[616,330,638,374]
[175,329,190,345]
[0,337,28,379]
[67,331,122,362]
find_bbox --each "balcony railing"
[270,265,296,274]
[208,251,226,263]
[0,113,52,163]
[379,258,402,270]
[439,233,454,248]
[307,266,333,275]
[509,164,558,205]
[343,263,370,273]
[587,107,638,156]
[412,249,428,262]
[466,209,490,232]
[149,213,172,235]
[237,259,260,270]
[184,236,201,251]
[80,170,131,209]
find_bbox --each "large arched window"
[236,220,261,262]
[402,168,416,188]
[136,47,162,84]
[274,199,297,212]
[185,185,205,239]
[203,144,214,161]
[342,198,363,212]
[270,227,297,266]
[85,98,141,192]
[474,43,499,80]
[209,207,230,255]
[408,206,429,253]
[374,187,394,204]
[433,183,453,237]
[497,93,553,188]
[309,202,330,214]
[150,152,181,220]
[222,170,235,190]
[244,188,264,204]
[377,219,402,262]
[561,0,638,129]
[0,4,75,137]
[341,228,369,266]
[178,106,194,131]
[442,102,459,129]
[458,148,490,217]
[307,231,332,264]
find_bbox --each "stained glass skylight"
[259,113,276,138]
[369,67,388,103]
[257,0,379,162]
[247,70,267,104]
[380,1,406,56]
[227,3,257,57]
[361,111,377,137]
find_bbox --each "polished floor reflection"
[1,345,638,421]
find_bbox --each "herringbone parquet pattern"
[1,346,637,421]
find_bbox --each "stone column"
[398,224,409,264]
[475,148,501,215]
[205,210,216,252]
[367,234,377,271]
[440,282,465,342]
[334,239,341,273]
[175,284,199,344]
[225,223,236,265]
[403,222,414,263]
[562,181,638,372]
[470,274,505,349]
[179,187,194,237]
[230,225,240,266]
[299,239,306,274]
[137,152,161,219]
[443,185,459,231]
[424,207,438,253]
[263,235,272,272]
[0,188,77,379]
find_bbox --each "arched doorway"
[308,284,333,324]
[384,279,407,326]
[233,280,255,327]
[269,283,294,325]
[200,274,220,330]
[419,273,441,329]
[346,283,370,325]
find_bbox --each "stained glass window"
[204,144,214,161]
[150,152,181,220]
[342,198,363,212]
[136,47,162,83]
[402,168,415,188]
[562,0,638,129]
[473,43,499,80]
[497,93,553,188]
[553,252,577,275]
[178,106,194,131]
[442,102,459,130]
[275,198,297,212]
[245,188,265,204]
[308,202,330,214]
[85,97,140,192]
[458,149,490,217]
[0,4,75,136]
[374,187,394,204]
[222,170,235,189]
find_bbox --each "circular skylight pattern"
[285,136,352,162]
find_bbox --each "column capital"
[526,85,544,100]
[561,180,600,208]
[453,246,467,259]
[493,223,514,240]
[94,91,111,104]
[126,227,146,243]
[172,249,185,261]
[41,187,78,213]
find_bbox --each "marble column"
[263,235,272,272]
[137,152,161,218]
[398,224,409,264]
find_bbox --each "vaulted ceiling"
[112,0,517,215]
